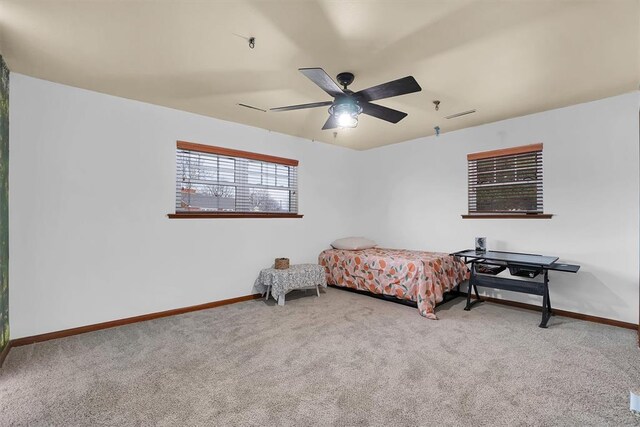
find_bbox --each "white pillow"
[331,237,377,250]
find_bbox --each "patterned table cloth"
[255,264,327,304]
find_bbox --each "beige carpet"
[1,287,639,426]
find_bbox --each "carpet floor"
[1,287,639,426]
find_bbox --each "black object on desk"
[451,249,580,328]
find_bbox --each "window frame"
[169,141,303,219]
[462,143,552,219]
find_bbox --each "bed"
[318,248,469,319]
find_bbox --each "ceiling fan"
[270,68,422,130]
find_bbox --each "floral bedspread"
[318,248,469,319]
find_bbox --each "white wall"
[9,74,360,338]
[8,74,639,337]
[357,92,640,324]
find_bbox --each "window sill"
[461,214,553,219]
[168,213,304,219]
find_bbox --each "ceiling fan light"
[330,101,361,128]
[337,113,358,128]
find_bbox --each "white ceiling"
[0,0,638,150]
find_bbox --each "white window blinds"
[467,143,543,215]
[175,141,298,215]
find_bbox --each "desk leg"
[473,277,481,302]
[546,286,552,315]
[464,262,482,311]
[539,270,551,328]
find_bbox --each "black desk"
[451,250,580,328]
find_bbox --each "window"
[170,141,301,218]
[465,143,551,218]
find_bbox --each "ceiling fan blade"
[321,115,339,130]
[299,68,344,98]
[270,100,333,112]
[361,102,408,123]
[355,76,422,102]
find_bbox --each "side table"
[256,264,327,306]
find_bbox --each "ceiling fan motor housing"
[336,72,355,89]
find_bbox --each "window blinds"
[467,143,543,214]
[176,142,298,214]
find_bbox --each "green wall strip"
[0,55,8,353]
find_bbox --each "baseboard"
[0,340,12,368]
[473,295,637,330]
[329,284,637,330]
[6,288,636,354]
[11,293,262,348]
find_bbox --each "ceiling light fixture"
[328,99,362,129]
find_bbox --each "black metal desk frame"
[452,250,580,328]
